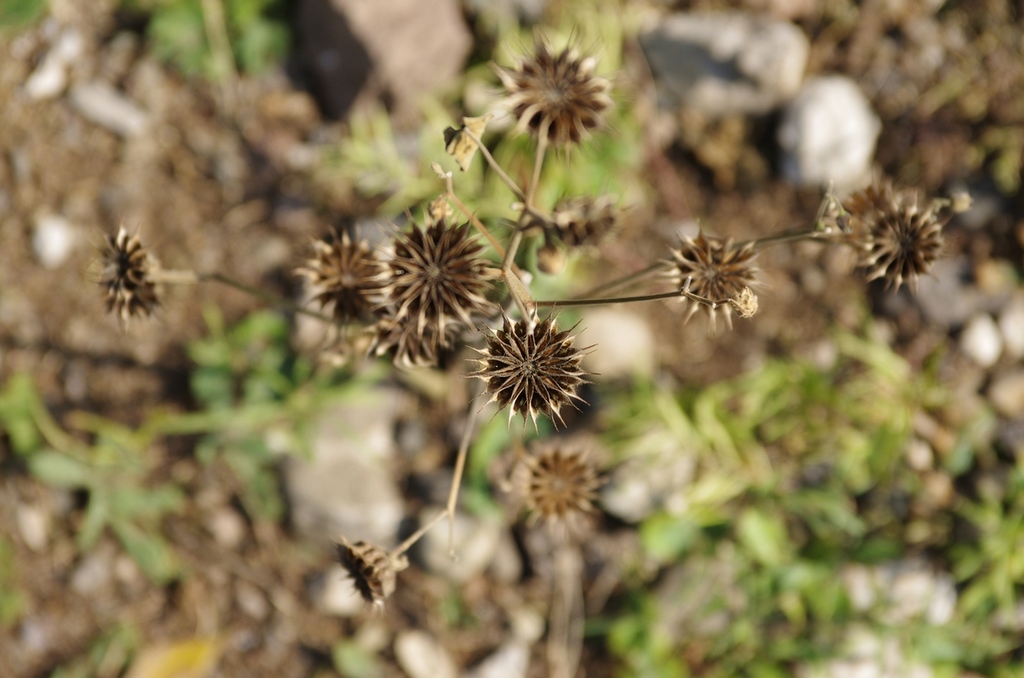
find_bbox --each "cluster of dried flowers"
[96,37,964,612]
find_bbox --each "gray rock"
[640,12,808,116]
[466,0,548,25]
[960,313,1003,368]
[69,82,149,137]
[296,0,471,122]
[32,213,78,269]
[602,446,696,523]
[415,510,504,583]
[315,564,367,617]
[394,630,457,678]
[284,392,406,544]
[778,76,880,189]
[989,371,1024,420]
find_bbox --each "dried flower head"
[518,443,604,528]
[843,180,947,292]
[297,231,382,324]
[335,536,407,608]
[99,226,160,323]
[730,286,759,319]
[380,219,498,346]
[550,195,618,247]
[472,313,592,429]
[372,315,455,368]
[666,231,758,329]
[495,40,612,147]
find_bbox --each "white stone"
[416,510,503,583]
[205,507,246,549]
[69,82,149,137]
[465,642,529,678]
[582,308,655,379]
[640,12,808,116]
[24,28,83,100]
[32,213,77,269]
[16,504,49,551]
[394,630,457,678]
[989,370,1024,420]
[960,313,1003,368]
[778,76,881,190]
[999,294,1024,359]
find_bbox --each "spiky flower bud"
[665,232,759,330]
[99,226,160,324]
[495,41,612,147]
[297,231,382,324]
[843,180,948,292]
[472,313,592,429]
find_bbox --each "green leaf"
[28,451,93,487]
[113,522,181,584]
[640,513,698,562]
[737,508,790,568]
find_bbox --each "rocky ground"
[1,0,1023,677]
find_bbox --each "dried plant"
[99,226,161,324]
[335,536,408,608]
[842,179,949,292]
[517,442,604,529]
[495,40,612,147]
[88,31,968,678]
[472,313,592,429]
[297,231,382,324]
[665,232,759,329]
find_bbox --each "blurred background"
[0,0,1023,676]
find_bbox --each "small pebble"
[989,371,1024,420]
[32,213,77,269]
[960,313,1003,368]
[24,28,83,100]
[998,294,1024,360]
[16,504,49,551]
[69,82,149,137]
[394,630,457,678]
[316,564,365,617]
[205,507,247,549]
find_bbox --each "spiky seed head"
[380,219,498,347]
[297,231,382,324]
[335,536,407,608]
[550,195,618,247]
[495,40,612,147]
[472,313,592,429]
[666,231,759,330]
[99,226,160,324]
[518,443,604,529]
[843,180,947,292]
[371,315,455,368]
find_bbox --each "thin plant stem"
[444,175,507,257]
[200,272,336,324]
[526,124,549,209]
[392,510,447,559]
[548,542,583,678]
[536,278,726,310]
[445,399,481,556]
[501,229,535,318]
[462,128,524,202]
[152,269,199,285]
[576,261,665,299]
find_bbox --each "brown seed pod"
[843,180,947,292]
[99,226,160,324]
[495,40,612,147]
[297,231,383,324]
[335,537,406,608]
[471,313,592,429]
[518,442,604,528]
[665,231,759,330]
